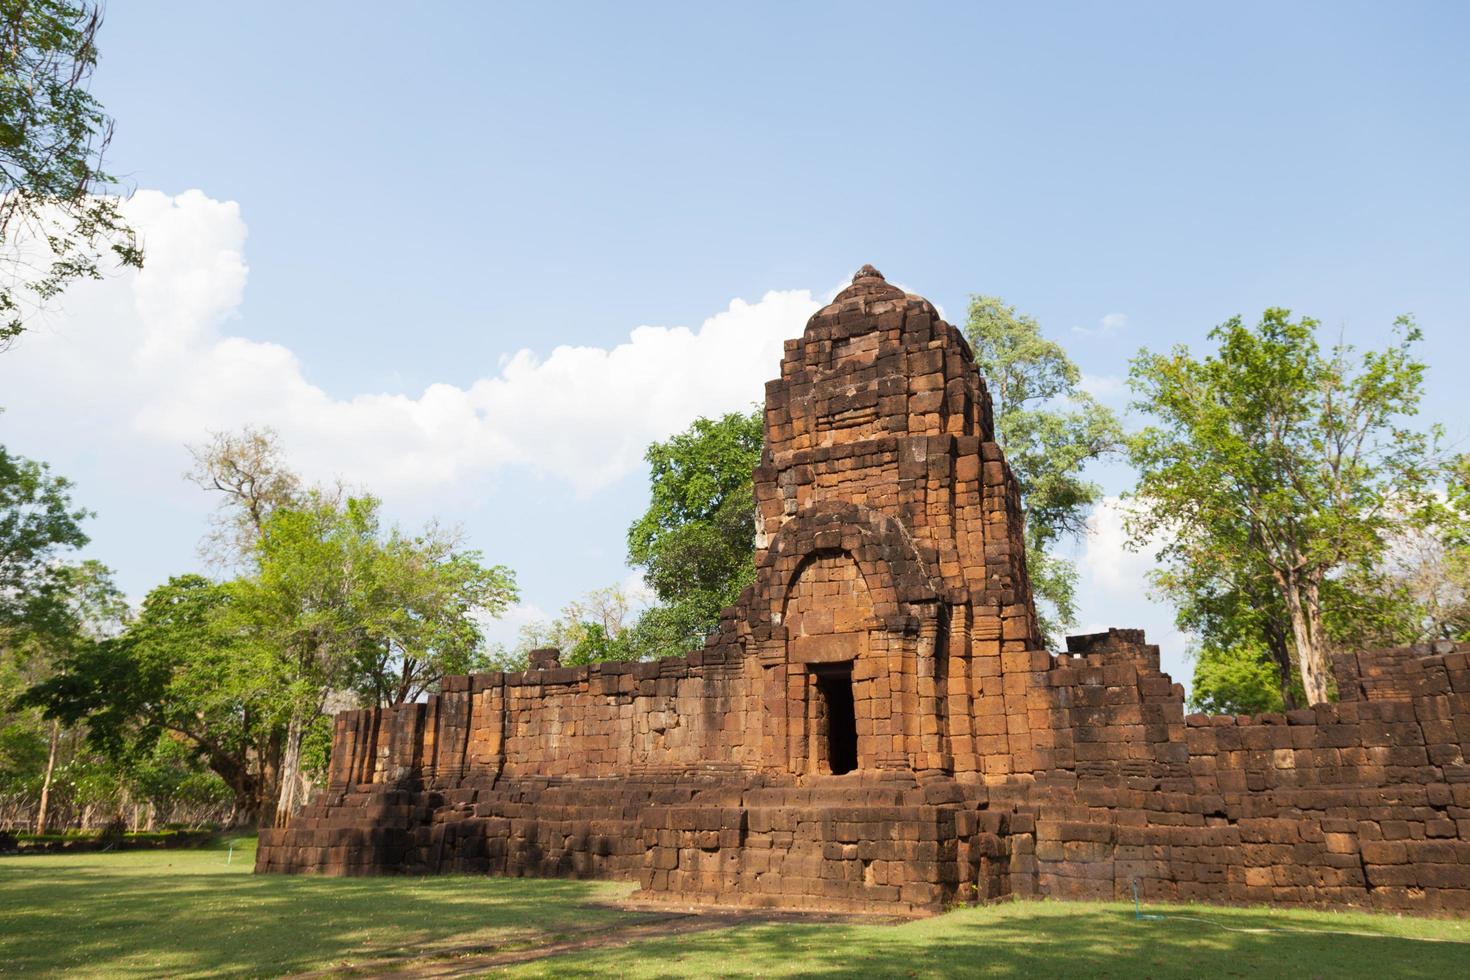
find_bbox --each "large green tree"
[1127,310,1439,705]
[31,488,518,827]
[21,573,262,823]
[1177,565,1422,714]
[229,493,386,825]
[0,0,141,350]
[231,492,516,824]
[4,447,234,829]
[8,559,130,832]
[963,296,1123,642]
[0,444,96,831]
[626,409,763,655]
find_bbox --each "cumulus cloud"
[1077,373,1125,401]
[476,601,550,648]
[1077,495,1163,600]
[619,569,657,607]
[1073,312,1128,338]
[2,190,819,497]
[1073,495,1195,687]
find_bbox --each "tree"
[6,559,126,833]
[0,444,98,831]
[21,573,274,825]
[186,426,305,567]
[1357,457,1470,643]
[0,442,90,628]
[1160,551,1303,712]
[120,733,232,829]
[1127,310,1439,705]
[0,0,141,351]
[1187,639,1288,716]
[230,492,517,823]
[626,410,763,654]
[963,296,1123,642]
[1163,514,1455,715]
[509,585,640,668]
[229,493,379,825]
[352,521,517,706]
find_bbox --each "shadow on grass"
[0,845,636,978]
[495,902,1469,980]
[7,848,1466,979]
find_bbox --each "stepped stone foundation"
[258,266,1470,915]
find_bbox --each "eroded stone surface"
[258,268,1470,915]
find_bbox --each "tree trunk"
[1304,577,1331,699]
[274,712,305,828]
[260,728,283,828]
[230,789,258,828]
[34,719,60,836]
[214,759,262,828]
[1263,617,1298,711]
[1282,570,1331,705]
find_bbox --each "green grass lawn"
[496,899,1470,979]
[0,836,639,977]
[2,839,1468,978]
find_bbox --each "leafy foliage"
[22,485,517,825]
[0,442,90,629]
[186,426,304,567]
[20,573,268,823]
[350,516,519,704]
[0,0,141,350]
[626,409,762,654]
[226,492,517,822]
[507,585,641,668]
[963,295,1122,642]
[1187,639,1290,717]
[1128,310,1440,704]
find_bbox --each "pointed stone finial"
[853,264,884,282]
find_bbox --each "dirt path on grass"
[300,905,897,978]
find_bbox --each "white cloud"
[620,569,657,608]
[1077,373,1125,401]
[1,190,820,497]
[1072,312,1128,338]
[475,601,549,649]
[1077,495,1161,600]
[1073,496,1195,688]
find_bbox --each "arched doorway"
[747,501,945,776]
[783,549,871,775]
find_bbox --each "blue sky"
[2,2,1467,688]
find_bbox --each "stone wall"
[258,266,1470,916]
[994,634,1470,913]
[338,649,760,787]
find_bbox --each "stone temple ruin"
[259,266,1470,914]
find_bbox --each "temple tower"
[736,265,1042,781]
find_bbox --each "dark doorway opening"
[816,664,857,775]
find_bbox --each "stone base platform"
[632,772,1014,913]
[255,771,1018,914]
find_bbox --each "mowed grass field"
[2,838,1468,978]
